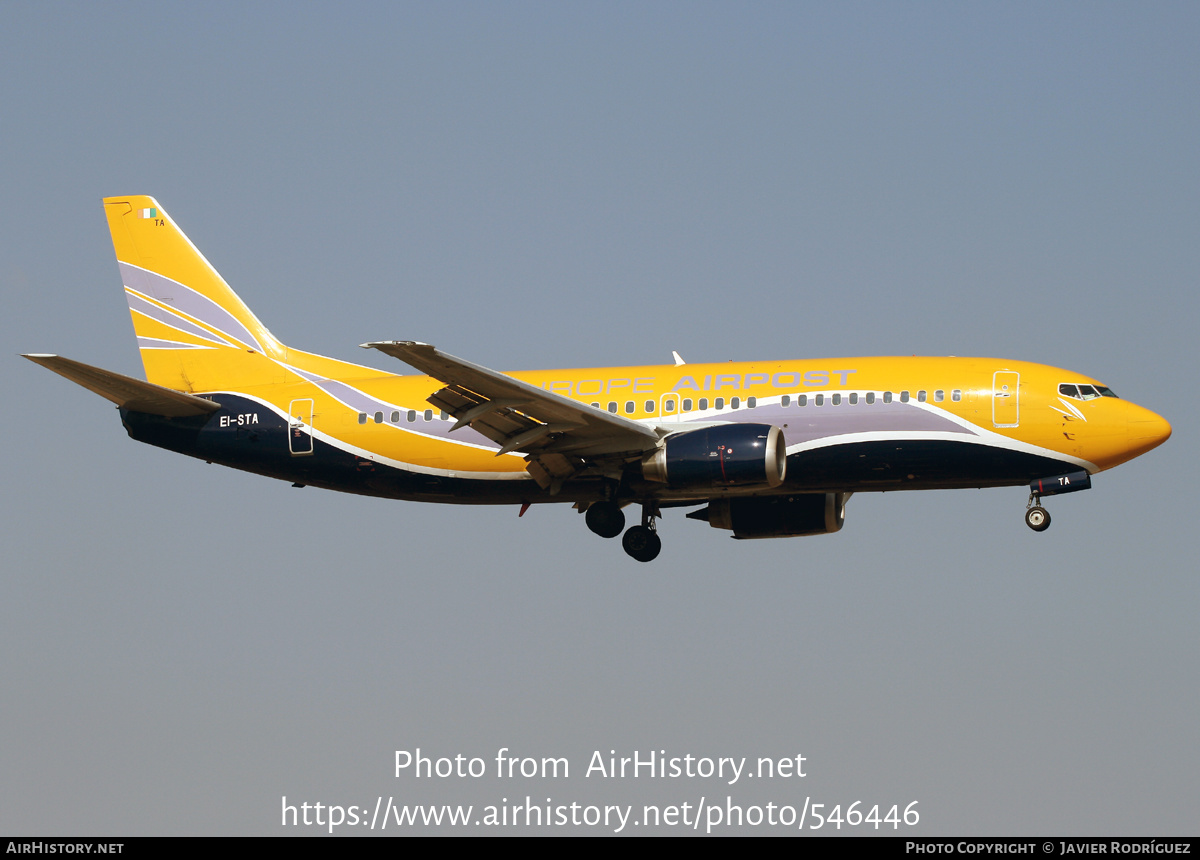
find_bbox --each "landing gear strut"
[1025,492,1051,532]
[622,502,662,562]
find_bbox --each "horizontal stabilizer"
[22,354,221,417]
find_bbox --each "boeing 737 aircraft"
[25,196,1172,561]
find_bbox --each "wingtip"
[361,340,429,350]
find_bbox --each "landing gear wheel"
[622,525,662,562]
[1025,506,1051,532]
[585,501,625,539]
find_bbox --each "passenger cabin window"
[407,410,417,422]
[682,398,693,411]
[358,413,367,424]
[731,396,741,409]
[664,398,676,413]
[952,390,962,402]
[934,390,944,402]
[644,400,656,414]
[747,396,757,408]
[608,402,617,413]
[781,395,790,407]
[699,398,709,410]
[900,391,910,403]
[591,402,600,409]
[391,411,400,423]
[374,411,384,423]
[815,394,824,406]
[883,392,892,403]
[624,401,635,414]
[917,390,927,403]
[715,397,725,410]
[866,392,875,404]
[831,393,841,405]
[849,392,858,404]
[798,395,808,406]
[423,409,433,421]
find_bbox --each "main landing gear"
[1025,491,1051,532]
[584,500,625,538]
[584,500,662,562]
[622,503,662,563]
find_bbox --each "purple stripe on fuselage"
[281,370,975,456]
[737,398,975,445]
[118,262,264,352]
[285,367,500,449]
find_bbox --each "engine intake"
[643,424,786,490]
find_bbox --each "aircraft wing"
[362,341,661,491]
[23,354,221,418]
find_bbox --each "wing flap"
[425,384,539,448]
[23,354,221,418]
[361,341,661,458]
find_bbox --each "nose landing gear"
[1023,470,1092,532]
[1025,491,1051,532]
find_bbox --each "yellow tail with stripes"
[104,195,288,393]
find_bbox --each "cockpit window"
[1060,382,1119,400]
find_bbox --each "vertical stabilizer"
[104,195,286,392]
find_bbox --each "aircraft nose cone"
[1127,406,1172,457]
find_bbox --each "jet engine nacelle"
[642,424,786,490]
[690,493,851,539]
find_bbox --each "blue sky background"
[2,1,1197,835]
